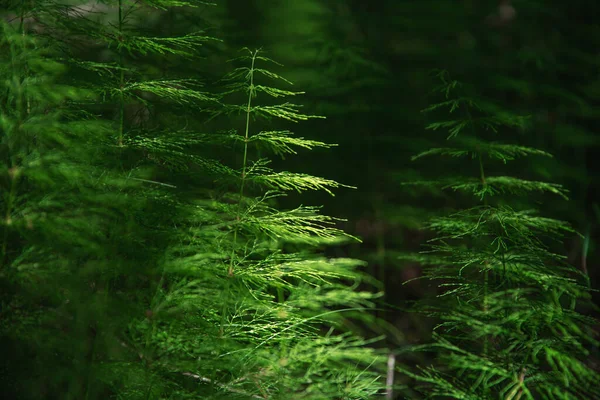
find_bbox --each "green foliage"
[0,16,141,399]
[411,138,553,163]
[142,47,387,398]
[400,72,600,399]
[1,2,387,398]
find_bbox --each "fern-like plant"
[138,47,388,398]
[2,0,388,396]
[400,71,600,399]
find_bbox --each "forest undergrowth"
[1,1,599,399]
[0,1,387,398]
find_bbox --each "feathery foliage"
[1,1,388,397]
[400,71,600,399]
[144,47,387,398]
[0,15,143,398]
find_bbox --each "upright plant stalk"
[472,103,491,360]
[478,153,490,359]
[220,50,255,335]
[229,49,257,277]
[400,71,600,399]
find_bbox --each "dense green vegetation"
[399,71,599,399]
[1,1,599,399]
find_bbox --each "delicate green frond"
[244,204,352,244]
[237,255,367,289]
[425,119,470,139]
[254,84,303,98]
[245,159,353,195]
[426,115,529,139]
[123,133,236,174]
[253,68,294,84]
[113,32,219,57]
[458,176,568,200]
[404,176,568,200]
[412,140,552,163]
[249,130,335,156]
[59,59,128,77]
[213,102,325,122]
[124,79,214,105]
[252,103,325,122]
[422,96,479,113]
[426,206,575,241]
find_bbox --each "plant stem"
[469,105,490,359]
[221,50,257,335]
[479,152,490,358]
[478,153,486,186]
[228,49,256,277]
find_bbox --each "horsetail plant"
[1,0,389,396]
[141,47,388,398]
[400,71,600,399]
